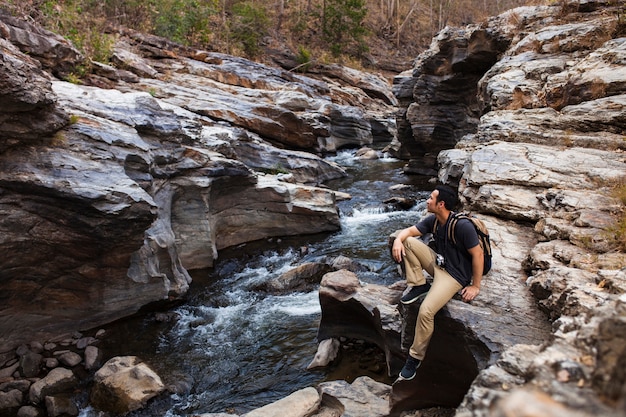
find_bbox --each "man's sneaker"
[400,283,430,304]
[399,356,421,380]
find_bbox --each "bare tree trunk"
[397,0,418,40]
[277,0,285,31]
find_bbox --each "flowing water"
[80,149,432,417]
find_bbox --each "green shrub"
[321,0,368,57]
[229,1,270,58]
[295,45,312,72]
[152,0,217,46]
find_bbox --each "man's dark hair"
[434,185,458,210]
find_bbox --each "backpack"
[433,212,492,275]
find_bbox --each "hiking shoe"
[399,356,421,380]
[400,283,430,304]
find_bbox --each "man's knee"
[404,236,427,251]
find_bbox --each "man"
[390,185,483,380]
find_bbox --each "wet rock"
[264,262,333,294]
[355,147,379,160]
[330,255,371,274]
[307,338,341,370]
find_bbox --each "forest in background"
[4,0,543,77]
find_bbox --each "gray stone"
[318,377,390,417]
[56,352,82,368]
[84,346,100,371]
[29,367,76,404]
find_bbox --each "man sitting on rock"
[390,185,483,380]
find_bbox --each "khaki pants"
[390,232,462,360]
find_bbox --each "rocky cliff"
[0,10,396,354]
[387,0,625,415]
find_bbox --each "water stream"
[81,149,433,416]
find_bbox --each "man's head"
[434,185,458,210]
[427,185,458,213]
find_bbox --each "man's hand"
[392,238,405,263]
[461,285,480,302]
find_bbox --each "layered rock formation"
[386,0,626,415]
[0,10,396,354]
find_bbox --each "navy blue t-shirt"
[416,213,480,287]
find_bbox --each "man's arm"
[461,244,483,302]
[391,226,422,263]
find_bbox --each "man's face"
[426,190,441,213]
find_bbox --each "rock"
[307,338,341,370]
[264,262,333,294]
[56,352,82,368]
[487,389,590,417]
[317,269,405,375]
[44,395,79,417]
[43,358,59,369]
[29,342,44,354]
[409,2,626,416]
[17,405,43,417]
[0,379,31,393]
[355,147,379,160]
[84,346,100,371]
[330,255,371,273]
[0,361,19,379]
[242,387,320,417]
[0,10,388,355]
[317,376,391,417]
[0,37,68,150]
[0,10,83,78]
[0,389,22,410]
[75,337,96,350]
[18,352,43,378]
[90,356,165,415]
[29,367,76,404]
[229,131,347,185]
[111,41,159,79]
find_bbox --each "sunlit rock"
[90,356,165,415]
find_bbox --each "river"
[80,149,432,417]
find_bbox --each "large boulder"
[90,356,165,415]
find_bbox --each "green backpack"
[433,212,492,275]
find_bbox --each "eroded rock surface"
[391,1,626,416]
[0,11,394,353]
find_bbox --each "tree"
[321,0,369,56]
[229,1,270,57]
